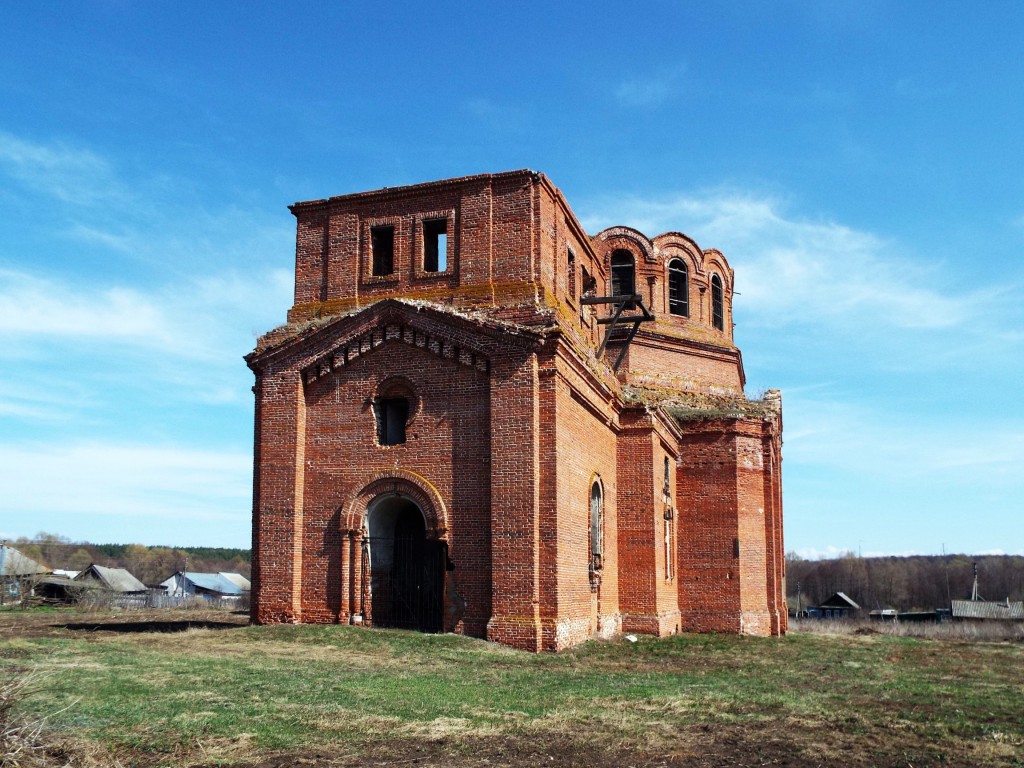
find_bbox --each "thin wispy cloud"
[579,190,997,334]
[0,132,295,277]
[65,223,135,252]
[785,394,1024,485]
[461,98,529,134]
[893,77,954,100]
[0,440,251,528]
[0,269,168,342]
[0,264,292,431]
[0,131,126,206]
[0,379,96,424]
[614,67,685,108]
[0,265,291,362]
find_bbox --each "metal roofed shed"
[217,572,252,591]
[952,599,1024,621]
[161,571,250,602]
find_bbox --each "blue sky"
[1,2,1021,557]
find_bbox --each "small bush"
[0,668,123,768]
[1,668,50,767]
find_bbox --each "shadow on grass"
[58,620,245,634]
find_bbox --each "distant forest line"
[786,553,1024,613]
[8,534,1022,611]
[6,533,250,586]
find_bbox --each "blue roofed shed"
[161,571,251,600]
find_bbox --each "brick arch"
[652,232,705,276]
[702,249,734,294]
[341,469,449,541]
[592,226,657,264]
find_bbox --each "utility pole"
[942,543,952,607]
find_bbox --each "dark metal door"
[366,535,446,633]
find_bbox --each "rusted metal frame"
[581,294,655,371]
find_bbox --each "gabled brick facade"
[247,170,786,651]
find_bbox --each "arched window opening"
[711,273,724,331]
[589,481,604,577]
[668,259,689,317]
[662,457,674,582]
[610,250,635,298]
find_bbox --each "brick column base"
[622,610,681,637]
[486,615,543,652]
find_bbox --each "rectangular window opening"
[423,220,447,272]
[375,397,408,445]
[371,226,394,276]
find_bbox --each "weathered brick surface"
[247,170,785,651]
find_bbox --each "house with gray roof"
[0,544,50,605]
[818,592,861,619]
[74,564,148,594]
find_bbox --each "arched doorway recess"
[365,494,446,633]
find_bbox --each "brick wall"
[546,350,620,649]
[249,170,785,651]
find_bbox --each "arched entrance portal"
[365,495,446,633]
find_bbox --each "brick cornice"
[247,299,547,380]
[289,169,539,217]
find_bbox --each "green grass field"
[1,609,1022,767]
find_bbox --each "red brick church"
[246,170,786,651]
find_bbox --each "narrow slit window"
[590,481,604,568]
[371,226,394,276]
[374,397,409,445]
[668,259,689,317]
[711,274,724,330]
[567,246,577,301]
[423,219,447,272]
[665,515,673,581]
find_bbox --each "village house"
[74,564,148,595]
[0,544,50,605]
[246,170,786,651]
[817,592,861,620]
